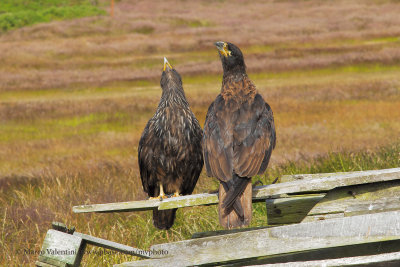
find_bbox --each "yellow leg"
[148,184,168,200]
[172,191,181,197]
[159,184,168,200]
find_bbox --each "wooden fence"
[36,167,400,266]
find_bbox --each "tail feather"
[222,179,245,220]
[224,198,245,220]
[221,175,250,211]
[152,209,177,230]
[220,181,243,218]
[219,177,252,229]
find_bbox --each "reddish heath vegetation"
[1,0,400,265]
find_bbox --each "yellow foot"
[159,194,168,200]
[148,195,168,201]
[172,192,182,197]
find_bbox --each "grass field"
[1,0,400,265]
[0,0,105,32]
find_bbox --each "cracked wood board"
[302,179,400,222]
[116,211,400,266]
[73,168,400,213]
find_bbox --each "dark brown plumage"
[138,58,203,230]
[203,42,276,229]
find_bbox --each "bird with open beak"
[138,57,204,230]
[203,42,276,229]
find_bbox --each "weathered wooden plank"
[73,232,150,258]
[75,168,400,214]
[73,192,273,214]
[158,193,218,210]
[302,180,400,222]
[253,251,400,266]
[301,213,344,222]
[345,201,400,217]
[280,171,362,183]
[116,211,400,266]
[253,167,400,199]
[192,226,270,239]
[72,199,160,213]
[35,261,59,267]
[38,229,85,267]
[266,194,324,225]
[243,240,400,266]
[117,238,400,267]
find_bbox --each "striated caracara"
[203,42,276,229]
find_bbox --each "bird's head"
[160,57,183,92]
[215,41,246,76]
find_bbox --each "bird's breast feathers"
[221,76,257,103]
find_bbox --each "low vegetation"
[1,0,400,265]
[1,142,399,265]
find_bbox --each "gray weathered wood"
[253,167,400,199]
[302,180,400,222]
[73,199,160,213]
[266,194,324,225]
[72,194,219,213]
[115,211,400,266]
[35,261,59,267]
[301,213,344,222]
[192,226,270,239]
[158,193,218,210]
[253,251,400,266]
[74,168,400,214]
[73,232,151,258]
[38,229,85,267]
[345,201,400,217]
[280,170,363,183]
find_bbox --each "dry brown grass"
[1,0,400,265]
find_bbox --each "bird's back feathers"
[203,74,275,229]
[138,67,203,230]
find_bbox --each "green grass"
[0,0,105,32]
[0,112,135,142]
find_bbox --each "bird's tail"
[152,209,177,230]
[218,175,252,229]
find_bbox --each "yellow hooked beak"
[163,57,173,71]
[215,41,231,57]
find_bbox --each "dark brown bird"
[138,58,203,230]
[203,42,276,229]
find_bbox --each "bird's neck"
[221,73,257,102]
[160,88,189,108]
[222,64,246,81]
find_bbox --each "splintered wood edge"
[74,167,400,213]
